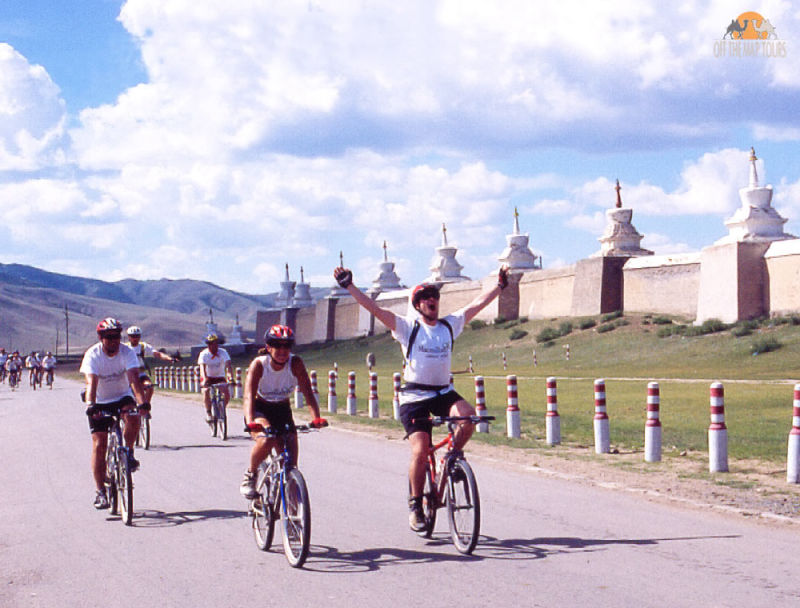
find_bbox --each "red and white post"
[787,383,800,483]
[195,367,202,393]
[294,385,305,408]
[368,372,379,418]
[502,352,508,371]
[506,375,520,438]
[310,370,319,405]
[327,370,338,413]
[645,381,662,462]
[533,349,537,367]
[593,379,610,454]
[392,372,401,420]
[347,371,357,415]
[546,377,561,445]
[235,367,243,399]
[708,382,728,473]
[475,376,488,433]
[468,355,474,374]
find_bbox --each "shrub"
[596,323,616,333]
[613,318,630,327]
[509,329,528,341]
[699,318,728,334]
[536,327,561,343]
[751,336,782,355]
[519,316,529,323]
[558,321,573,336]
[469,319,488,330]
[652,316,673,325]
[493,315,507,326]
[503,319,521,329]
[731,325,753,338]
[601,310,623,323]
[578,317,596,330]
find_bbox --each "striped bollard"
[593,379,610,454]
[392,372,401,420]
[310,370,319,404]
[368,372,379,418]
[347,371,357,415]
[475,376,488,433]
[154,367,161,387]
[449,373,454,391]
[533,350,537,367]
[235,367,243,399]
[170,367,176,390]
[327,370,338,413]
[186,367,193,393]
[787,384,800,483]
[182,367,189,391]
[506,375,520,438]
[708,382,728,472]
[195,367,202,393]
[334,362,338,376]
[502,352,507,371]
[546,377,561,445]
[468,355,474,373]
[294,385,305,409]
[565,344,570,361]
[645,382,662,462]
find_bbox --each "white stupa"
[274,263,296,307]
[369,241,404,293]
[498,207,541,271]
[427,223,470,283]
[716,148,794,245]
[227,314,244,345]
[592,179,653,258]
[292,266,314,308]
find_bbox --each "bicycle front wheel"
[118,449,134,526]
[139,417,151,450]
[417,464,437,538]
[106,440,119,516]
[446,458,480,554]
[281,468,311,568]
[219,403,228,440]
[252,471,275,551]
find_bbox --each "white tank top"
[255,354,297,402]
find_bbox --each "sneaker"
[240,470,257,499]
[129,457,140,472]
[94,490,109,509]
[408,497,426,532]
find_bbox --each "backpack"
[405,318,453,361]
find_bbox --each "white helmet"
[126,326,142,336]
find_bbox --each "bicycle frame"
[97,405,139,525]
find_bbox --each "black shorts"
[88,396,136,434]
[253,398,296,434]
[399,390,463,435]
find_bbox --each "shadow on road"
[127,508,248,527]
[299,534,741,571]
[147,443,242,451]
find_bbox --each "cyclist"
[41,351,57,387]
[333,264,509,531]
[5,351,22,388]
[81,318,150,509]
[197,334,233,426]
[25,351,42,387]
[0,348,7,383]
[125,326,177,413]
[240,325,327,499]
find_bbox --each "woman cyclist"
[239,325,327,499]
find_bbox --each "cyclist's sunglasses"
[100,332,122,341]
[417,288,440,301]
[269,341,293,350]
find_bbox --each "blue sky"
[1,1,800,295]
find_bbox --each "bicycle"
[8,369,19,390]
[91,404,139,526]
[30,368,42,390]
[248,423,323,568]
[136,407,151,450]
[413,414,495,554]
[208,384,228,440]
[44,368,55,389]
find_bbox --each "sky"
[2,1,800,296]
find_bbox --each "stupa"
[293,266,314,307]
[227,314,244,345]
[498,207,542,271]
[715,147,794,244]
[427,223,470,283]
[274,263,296,307]
[369,241,404,293]
[592,180,653,258]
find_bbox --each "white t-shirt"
[255,354,297,402]
[391,312,465,403]
[41,356,57,369]
[198,347,231,378]
[80,343,139,403]
[126,341,154,368]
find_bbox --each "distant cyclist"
[25,351,42,387]
[0,348,7,383]
[125,326,177,414]
[197,334,233,426]
[41,352,57,387]
[333,264,508,531]
[81,318,149,509]
[5,351,22,388]
[240,325,327,499]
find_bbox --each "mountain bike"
[136,408,151,450]
[92,405,139,526]
[248,423,323,568]
[8,369,19,390]
[30,368,42,390]
[44,368,55,389]
[413,415,494,554]
[208,384,228,440]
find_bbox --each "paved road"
[2,378,799,607]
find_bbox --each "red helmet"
[96,317,123,336]
[265,324,294,347]
[411,283,440,309]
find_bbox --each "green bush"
[519,316,529,323]
[469,319,488,330]
[596,323,616,333]
[699,318,728,334]
[601,310,623,323]
[509,329,528,341]
[493,315,507,326]
[731,326,753,338]
[558,321,573,336]
[614,318,630,327]
[751,336,782,355]
[578,318,597,330]
[652,316,673,325]
[536,327,561,343]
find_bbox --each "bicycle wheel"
[446,458,480,554]
[139,416,151,450]
[416,464,437,538]
[118,448,134,526]
[252,469,275,551]
[106,439,119,516]
[210,397,218,437]
[281,468,311,568]
[219,402,228,440]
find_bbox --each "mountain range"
[0,263,319,355]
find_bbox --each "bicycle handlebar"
[245,423,326,435]
[413,415,496,425]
